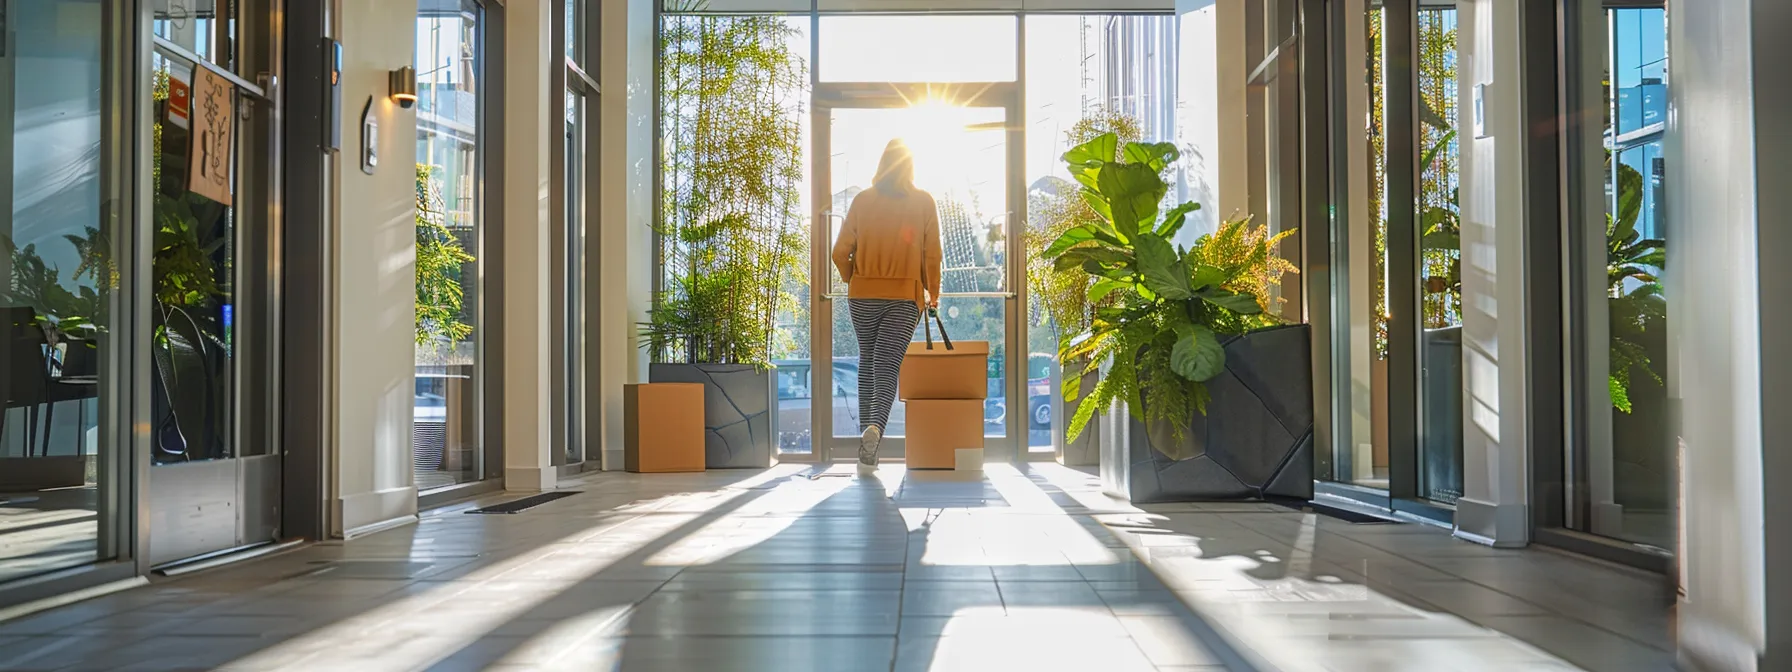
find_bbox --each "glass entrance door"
[809,90,1023,464]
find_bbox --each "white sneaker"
[858,425,882,472]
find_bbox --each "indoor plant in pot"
[645,12,804,468]
[1046,133,1312,502]
[1025,108,1142,467]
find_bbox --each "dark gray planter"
[1055,356,1100,467]
[649,363,777,469]
[1420,326,1464,504]
[1101,324,1314,503]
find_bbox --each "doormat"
[465,492,581,514]
[1273,499,1398,524]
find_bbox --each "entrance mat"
[1270,498,1399,524]
[465,491,582,515]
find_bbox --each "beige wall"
[330,0,422,535]
[597,0,659,471]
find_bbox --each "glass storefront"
[1322,0,1462,515]
[0,0,127,585]
[1024,14,1180,457]
[414,0,486,490]
[1564,4,1673,555]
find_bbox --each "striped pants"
[848,298,921,433]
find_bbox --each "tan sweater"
[831,186,942,308]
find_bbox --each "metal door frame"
[804,81,1027,465]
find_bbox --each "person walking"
[831,138,942,474]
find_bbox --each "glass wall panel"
[148,62,237,467]
[658,14,811,453]
[1024,14,1180,455]
[152,0,238,71]
[415,0,485,489]
[1415,6,1462,504]
[564,87,586,464]
[1567,6,1672,552]
[817,15,1017,83]
[0,0,121,584]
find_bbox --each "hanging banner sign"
[167,66,192,130]
[188,67,234,206]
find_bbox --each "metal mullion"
[1298,0,1334,487]
[1382,0,1420,503]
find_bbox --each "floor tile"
[0,467,1672,672]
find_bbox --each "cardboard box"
[903,399,984,469]
[899,340,990,401]
[624,383,706,473]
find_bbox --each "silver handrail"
[152,36,270,102]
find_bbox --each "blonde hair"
[873,138,915,195]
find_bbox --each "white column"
[500,0,557,491]
[1453,0,1528,547]
[330,0,422,534]
[1174,0,1248,244]
[1672,1,1775,668]
[596,0,658,470]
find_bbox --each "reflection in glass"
[1336,5,1393,490]
[564,88,585,464]
[1573,7,1671,550]
[149,53,237,466]
[1416,7,1463,504]
[1,0,116,583]
[152,0,236,71]
[414,0,484,490]
[1024,15,1180,455]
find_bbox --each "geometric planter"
[1101,323,1315,503]
[1420,326,1465,504]
[648,363,777,469]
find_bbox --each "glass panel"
[826,106,1009,441]
[1024,14,1180,455]
[567,0,580,60]
[152,0,238,72]
[0,0,118,583]
[565,88,585,464]
[659,14,812,454]
[1416,7,1462,504]
[818,16,1017,83]
[1331,6,1392,490]
[149,53,238,466]
[415,0,484,489]
[1568,7,1671,552]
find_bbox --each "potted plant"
[1044,133,1311,502]
[645,12,804,469]
[1025,109,1142,467]
[1605,161,1670,510]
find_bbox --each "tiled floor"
[0,464,1673,671]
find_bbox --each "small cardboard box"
[624,383,706,473]
[899,340,990,401]
[903,399,984,469]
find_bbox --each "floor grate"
[465,491,582,515]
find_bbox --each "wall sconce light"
[389,65,417,109]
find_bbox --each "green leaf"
[1188,264,1228,291]
[1122,141,1180,172]
[1080,190,1114,224]
[1157,201,1201,239]
[1087,278,1124,303]
[1135,234,1191,300]
[1043,226,1095,258]
[1063,133,1119,166]
[1096,162,1168,241]
[1419,129,1457,176]
[1170,325,1225,382]
[1203,292,1263,315]
[1422,229,1460,250]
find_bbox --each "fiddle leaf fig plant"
[1047,133,1297,444]
[1606,161,1665,413]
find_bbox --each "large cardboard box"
[903,399,984,469]
[899,340,990,401]
[624,383,706,473]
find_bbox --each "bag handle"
[923,307,954,351]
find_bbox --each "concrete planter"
[649,363,777,469]
[1421,326,1465,504]
[1101,324,1315,503]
